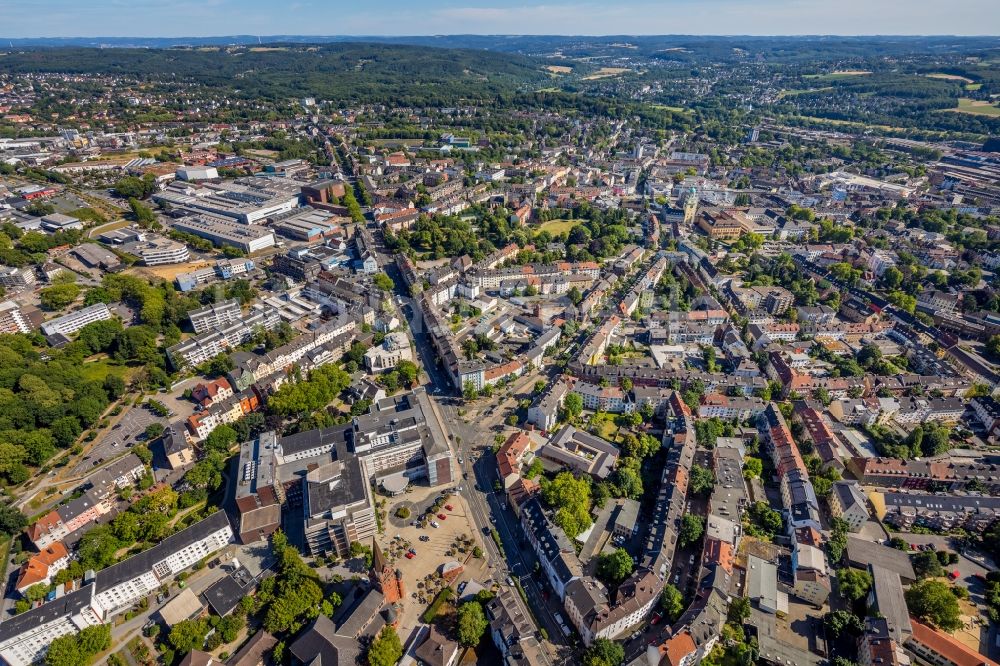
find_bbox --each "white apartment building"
[0,512,233,666]
[188,299,243,334]
[167,308,281,368]
[40,303,113,337]
[0,300,33,334]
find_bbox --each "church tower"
[369,537,404,604]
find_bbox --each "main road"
[386,271,570,660]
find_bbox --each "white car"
[431,521,440,528]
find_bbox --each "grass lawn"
[535,218,583,236]
[966,83,983,91]
[590,414,621,443]
[81,358,132,383]
[947,97,1000,116]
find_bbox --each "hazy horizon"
[1,0,998,39]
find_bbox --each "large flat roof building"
[171,215,275,254]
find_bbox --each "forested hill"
[0,43,551,104]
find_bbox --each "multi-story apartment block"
[0,265,36,289]
[697,393,766,420]
[527,376,571,432]
[188,299,243,334]
[40,303,113,338]
[0,512,232,666]
[829,481,870,532]
[166,308,281,368]
[0,300,33,334]
[572,381,633,413]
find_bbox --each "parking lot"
[69,405,164,478]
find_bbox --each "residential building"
[188,300,243,334]
[527,377,570,432]
[0,266,35,289]
[14,542,70,596]
[0,513,233,666]
[0,300,33,334]
[573,381,633,413]
[830,481,870,532]
[40,303,113,338]
[497,430,532,488]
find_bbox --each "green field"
[80,359,132,383]
[536,218,583,236]
[803,70,872,81]
[965,83,983,91]
[948,97,1000,117]
[777,86,832,99]
[925,73,975,83]
[650,103,690,114]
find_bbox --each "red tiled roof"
[909,618,999,666]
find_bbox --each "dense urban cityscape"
[0,26,998,666]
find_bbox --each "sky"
[1,0,998,37]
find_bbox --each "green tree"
[563,392,583,419]
[457,601,489,647]
[45,625,111,666]
[583,638,625,666]
[540,471,592,539]
[679,514,705,547]
[373,272,395,292]
[742,456,763,479]
[728,596,751,624]
[597,548,634,584]
[368,626,403,666]
[837,568,873,602]
[905,580,963,632]
[660,583,684,622]
[0,503,27,537]
[39,283,81,310]
[169,618,209,654]
[824,610,864,639]
[128,198,158,228]
[689,464,715,496]
[912,551,945,580]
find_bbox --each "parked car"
[405,552,415,559]
[437,513,447,520]
[445,504,454,511]
[432,521,440,528]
